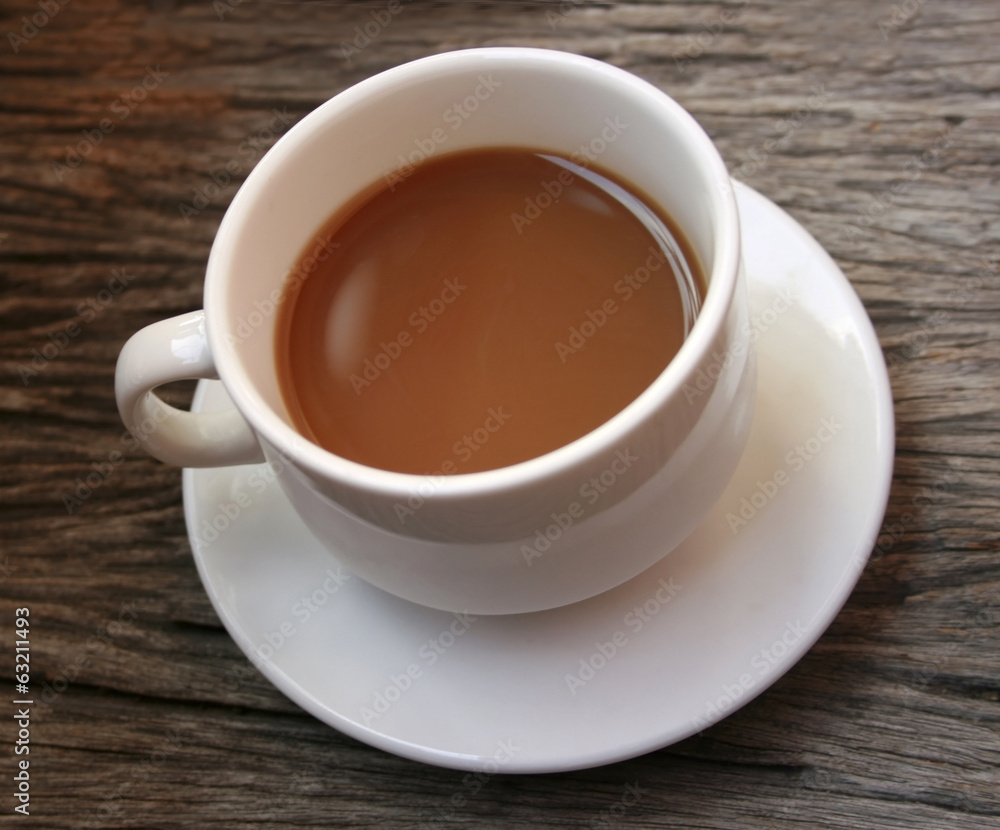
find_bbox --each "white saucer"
[183,181,894,773]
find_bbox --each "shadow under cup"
[205,48,753,614]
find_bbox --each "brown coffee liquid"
[275,148,703,475]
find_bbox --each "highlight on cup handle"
[114,309,264,468]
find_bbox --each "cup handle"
[115,310,265,468]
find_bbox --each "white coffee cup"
[115,47,754,615]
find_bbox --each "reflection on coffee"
[274,148,704,474]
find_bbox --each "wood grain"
[1,0,998,827]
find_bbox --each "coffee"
[274,147,704,475]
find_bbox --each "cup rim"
[206,46,741,499]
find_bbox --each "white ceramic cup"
[115,47,754,615]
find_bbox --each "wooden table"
[2,1,997,827]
